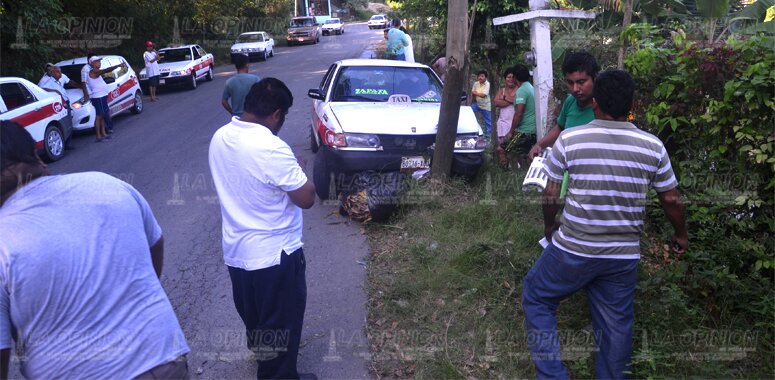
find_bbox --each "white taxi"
[368,15,390,29]
[307,59,486,200]
[57,55,144,131]
[139,44,214,90]
[0,77,72,161]
[230,32,275,62]
[322,18,344,35]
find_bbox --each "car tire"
[261,50,268,61]
[188,73,197,90]
[130,90,143,114]
[313,151,331,201]
[309,126,319,153]
[44,123,65,162]
[205,65,213,81]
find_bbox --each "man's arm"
[80,81,89,101]
[507,103,526,138]
[528,124,562,159]
[542,179,562,242]
[287,181,315,209]
[221,100,232,114]
[150,235,164,278]
[1,348,9,380]
[657,188,688,253]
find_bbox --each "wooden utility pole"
[431,0,468,180]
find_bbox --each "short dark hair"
[391,18,402,27]
[233,53,249,70]
[503,66,516,79]
[513,64,531,82]
[593,69,635,119]
[476,70,487,78]
[243,78,293,118]
[562,51,600,79]
[1,121,37,172]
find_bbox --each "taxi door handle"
[34,107,41,111]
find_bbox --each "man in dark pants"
[208,78,316,379]
[522,70,688,379]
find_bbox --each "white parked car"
[322,18,345,35]
[230,32,275,61]
[57,55,144,131]
[0,77,72,161]
[368,15,390,29]
[307,59,486,200]
[139,44,214,90]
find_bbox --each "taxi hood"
[329,102,481,135]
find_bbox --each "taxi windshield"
[332,66,443,103]
[325,19,340,24]
[159,48,191,63]
[237,34,264,43]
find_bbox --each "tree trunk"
[431,0,468,181]
[617,0,634,69]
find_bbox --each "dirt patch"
[367,2,393,14]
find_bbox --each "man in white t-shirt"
[39,65,77,104]
[144,41,161,101]
[80,52,96,103]
[209,78,315,379]
[0,121,190,379]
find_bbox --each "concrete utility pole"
[431,0,468,180]
[493,0,594,140]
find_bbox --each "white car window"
[0,82,36,112]
[332,66,443,103]
[159,48,191,63]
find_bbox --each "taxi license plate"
[159,79,165,85]
[400,156,430,172]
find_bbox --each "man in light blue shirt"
[0,121,190,379]
[386,18,409,60]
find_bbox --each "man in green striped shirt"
[522,70,688,379]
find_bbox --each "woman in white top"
[87,56,125,142]
[399,26,414,63]
[494,67,518,144]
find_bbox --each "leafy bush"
[626,29,774,376]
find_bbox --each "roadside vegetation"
[366,0,774,378]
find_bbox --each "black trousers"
[228,248,307,380]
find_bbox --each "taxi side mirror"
[308,89,324,100]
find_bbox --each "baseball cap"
[88,56,102,63]
[146,41,154,47]
[44,62,54,69]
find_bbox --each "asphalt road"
[14,23,387,379]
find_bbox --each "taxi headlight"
[345,133,382,149]
[453,134,487,150]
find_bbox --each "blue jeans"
[522,244,638,379]
[91,96,114,131]
[470,103,492,136]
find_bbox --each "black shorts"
[148,75,159,87]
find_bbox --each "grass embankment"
[366,159,774,378]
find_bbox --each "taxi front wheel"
[44,124,65,162]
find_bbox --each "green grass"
[365,157,774,379]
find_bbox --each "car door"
[191,46,205,77]
[109,57,133,114]
[100,58,122,113]
[0,81,49,142]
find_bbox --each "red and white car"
[139,44,214,90]
[0,77,72,161]
[57,55,144,131]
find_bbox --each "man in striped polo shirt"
[522,70,688,379]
